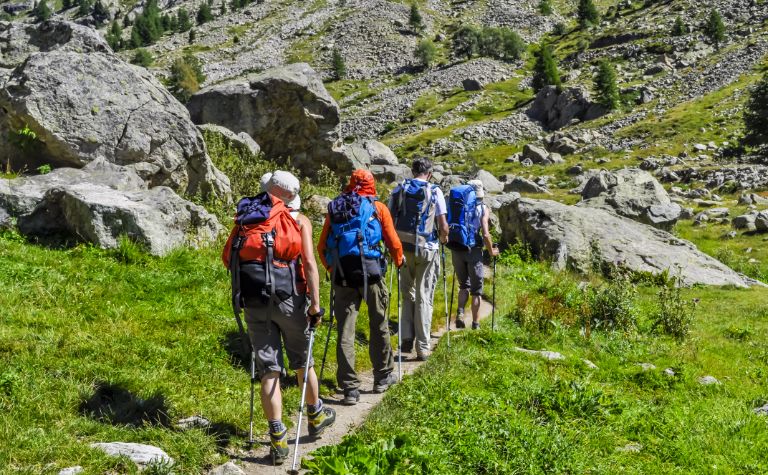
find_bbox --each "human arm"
[437,214,448,244]
[298,214,321,316]
[375,202,404,267]
[481,207,498,257]
[316,215,331,271]
[434,188,448,244]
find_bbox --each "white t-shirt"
[411,179,446,251]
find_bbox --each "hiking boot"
[400,339,414,353]
[416,350,431,361]
[342,388,360,405]
[269,428,289,465]
[471,321,480,330]
[308,406,336,437]
[373,372,398,394]
[454,317,466,329]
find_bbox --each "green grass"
[307,252,768,474]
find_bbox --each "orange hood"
[344,169,377,196]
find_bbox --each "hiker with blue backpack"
[222,171,336,466]
[446,180,498,330]
[388,158,449,361]
[317,169,404,405]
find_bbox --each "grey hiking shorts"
[451,247,484,296]
[244,293,313,379]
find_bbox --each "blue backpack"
[390,179,438,254]
[447,185,482,251]
[325,192,384,290]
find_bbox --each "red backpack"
[222,193,305,311]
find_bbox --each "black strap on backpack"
[262,230,278,334]
[357,229,368,302]
[229,229,252,359]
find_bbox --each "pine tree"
[219,1,226,15]
[196,2,213,25]
[415,38,436,68]
[704,9,725,48]
[409,3,423,33]
[77,0,92,17]
[331,48,346,80]
[532,42,561,92]
[131,48,154,67]
[92,0,108,24]
[105,20,123,51]
[671,16,688,36]
[168,54,206,103]
[131,0,162,47]
[743,72,768,147]
[188,28,196,44]
[32,0,52,22]
[177,8,192,32]
[577,0,600,28]
[538,0,553,16]
[595,59,620,110]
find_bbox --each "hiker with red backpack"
[446,180,499,330]
[222,171,336,465]
[317,169,404,405]
[388,158,449,361]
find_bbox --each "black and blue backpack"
[390,179,438,254]
[324,192,384,290]
[447,185,483,251]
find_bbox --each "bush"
[105,21,123,51]
[409,3,423,33]
[131,48,154,67]
[671,16,688,36]
[577,0,600,28]
[743,73,768,146]
[303,434,430,474]
[31,0,52,22]
[553,22,567,36]
[704,9,725,48]
[451,25,525,62]
[532,42,561,92]
[538,0,553,16]
[594,59,619,110]
[585,270,638,333]
[167,54,205,103]
[415,39,437,68]
[452,25,480,60]
[331,48,346,80]
[177,8,192,32]
[196,2,213,25]
[651,277,695,341]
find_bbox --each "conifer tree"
[538,0,553,16]
[105,20,123,51]
[196,2,213,25]
[704,9,725,48]
[532,42,561,92]
[332,48,346,80]
[92,0,108,24]
[595,59,620,110]
[188,28,196,44]
[219,1,226,15]
[177,8,192,32]
[577,0,599,28]
[32,0,52,22]
[77,0,92,17]
[743,72,768,146]
[168,54,205,103]
[131,48,154,67]
[131,0,162,47]
[671,16,688,36]
[409,3,423,33]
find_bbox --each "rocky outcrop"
[578,169,682,230]
[198,124,261,157]
[188,63,344,176]
[498,197,755,288]
[18,184,221,256]
[0,51,229,198]
[528,86,607,130]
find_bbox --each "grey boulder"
[344,139,399,167]
[0,51,229,199]
[18,184,222,256]
[188,63,343,176]
[522,144,550,164]
[528,85,607,130]
[733,213,757,232]
[198,124,260,157]
[209,461,246,475]
[498,197,755,288]
[473,169,504,193]
[57,468,83,475]
[90,442,173,468]
[578,169,682,230]
[503,176,551,194]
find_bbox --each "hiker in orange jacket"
[317,169,404,404]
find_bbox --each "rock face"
[528,86,607,130]
[0,51,229,198]
[90,442,173,468]
[0,20,109,73]
[188,63,343,175]
[18,185,221,256]
[578,169,682,230]
[498,197,755,288]
[197,124,260,157]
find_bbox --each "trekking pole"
[492,245,498,332]
[449,270,455,329]
[289,309,324,475]
[441,244,450,347]
[397,266,402,381]
[249,349,256,446]
[318,285,334,384]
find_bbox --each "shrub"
[177,8,192,32]
[743,72,768,146]
[196,2,213,25]
[585,270,638,333]
[168,54,205,103]
[538,0,553,16]
[105,21,123,51]
[452,25,480,60]
[31,0,52,22]
[651,277,695,341]
[577,0,600,28]
[553,22,567,36]
[304,434,430,474]
[671,16,688,36]
[594,59,619,110]
[704,9,725,48]
[76,0,92,17]
[331,48,346,80]
[415,38,437,68]
[451,25,525,62]
[532,42,561,92]
[188,28,196,44]
[131,48,154,67]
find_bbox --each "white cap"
[259,172,273,193]
[468,179,485,198]
[268,170,301,210]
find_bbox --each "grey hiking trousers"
[333,279,394,390]
[400,248,440,356]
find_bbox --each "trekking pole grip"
[307,308,326,331]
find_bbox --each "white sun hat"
[268,170,302,210]
[467,179,485,199]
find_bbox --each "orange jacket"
[317,169,404,270]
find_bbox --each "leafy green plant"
[528,379,617,420]
[724,325,753,341]
[36,164,51,175]
[415,39,437,68]
[9,124,40,154]
[585,270,638,333]
[167,54,205,103]
[650,277,695,341]
[332,48,346,80]
[538,0,553,15]
[304,434,430,474]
